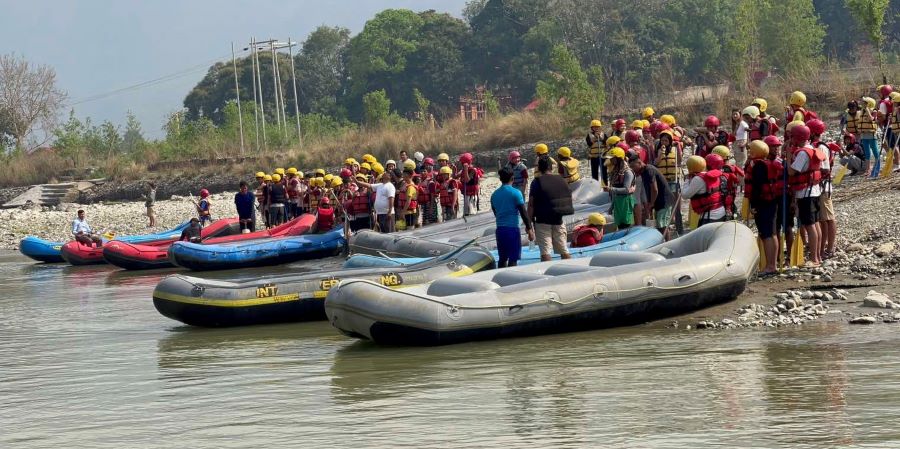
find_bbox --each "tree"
[536,45,605,121]
[362,90,392,128]
[52,110,86,167]
[98,120,121,159]
[758,0,826,77]
[121,110,145,155]
[844,0,891,78]
[0,53,67,152]
[294,26,351,118]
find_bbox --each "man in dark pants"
[234,181,256,233]
[586,119,607,182]
[491,168,534,267]
[528,158,574,261]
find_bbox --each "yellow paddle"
[880,148,895,178]
[740,199,752,221]
[757,238,766,271]
[790,235,805,267]
[689,209,700,231]
[832,165,849,185]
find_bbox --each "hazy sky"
[0,0,470,138]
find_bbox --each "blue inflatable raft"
[168,227,346,271]
[19,221,192,263]
[343,226,663,269]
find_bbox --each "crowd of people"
[71,85,899,274]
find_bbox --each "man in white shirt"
[733,111,749,168]
[356,172,395,233]
[72,209,102,247]
[787,124,822,267]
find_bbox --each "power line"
[70,52,237,105]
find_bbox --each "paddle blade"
[790,235,805,267]
[741,199,752,221]
[833,166,848,185]
[881,149,895,178]
[689,209,700,230]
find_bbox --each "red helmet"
[826,142,841,154]
[423,157,435,166]
[199,189,210,198]
[791,124,811,144]
[806,119,826,136]
[616,142,630,151]
[649,121,662,135]
[459,152,473,165]
[704,115,721,128]
[320,196,330,205]
[653,122,670,137]
[508,150,521,162]
[705,154,724,170]
[763,135,782,147]
[340,168,352,178]
[881,84,894,98]
[843,133,856,143]
[614,118,626,129]
[624,130,641,144]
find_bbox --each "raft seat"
[491,271,551,287]
[426,278,501,297]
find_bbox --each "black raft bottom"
[153,297,326,327]
[366,280,747,346]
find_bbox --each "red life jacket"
[723,164,744,178]
[690,170,724,213]
[631,144,649,163]
[766,116,780,135]
[745,159,784,202]
[395,182,418,212]
[748,120,763,141]
[788,145,824,191]
[306,187,321,209]
[572,225,603,248]
[880,99,894,126]
[346,190,371,215]
[463,167,481,196]
[287,178,300,199]
[317,207,334,230]
[439,179,459,207]
[417,179,434,204]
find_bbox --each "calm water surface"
[2,252,900,448]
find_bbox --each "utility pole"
[230,42,245,154]
[269,40,282,130]
[287,37,302,144]
[273,43,288,132]
[253,37,268,150]
[249,37,260,152]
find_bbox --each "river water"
[2,252,899,448]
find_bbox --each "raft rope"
[350,221,744,311]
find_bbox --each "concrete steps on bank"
[2,183,76,208]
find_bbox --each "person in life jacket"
[393,167,419,230]
[712,145,745,186]
[683,155,727,226]
[859,96,880,176]
[306,177,322,214]
[196,188,212,227]
[743,105,769,144]
[421,157,436,180]
[786,123,824,267]
[840,133,865,175]
[504,150,529,195]
[640,121,654,150]
[572,213,606,248]
[694,115,726,158]
[886,90,900,169]
[285,168,300,220]
[557,146,581,184]
[254,172,269,228]
[343,173,374,232]
[417,169,439,226]
[642,106,656,123]
[604,147,636,229]
[745,140,781,274]
[660,114,685,143]
[752,98,779,136]
[842,100,861,140]
[458,152,481,216]
[316,196,335,232]
[532,143,557,179]
[762,134,795,260]
[625,130,649,164]
[655,129,682,187]
[611,119,627,139]
[877,84,894,128]
[344,158,358,175]
[436,166,460,221]
[704,153,736,219]
[807,119,837,259]
[586,119,607,181]
[600,136,621,185]
[785,90,818,125]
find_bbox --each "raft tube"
[168,225,344,271]
[20,220,191,263]
[102,218,242,270]
[325,222,759,346]
[344,226,663,269]
[153,246,495,327]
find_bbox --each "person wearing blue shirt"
[491,168,534,267]
[234,181,256,233]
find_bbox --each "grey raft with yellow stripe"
[152,246,495,327]
[325,222,758,346]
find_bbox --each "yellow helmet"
[344,157,357,165]
[296,171,304,179]
[712,145,731,159]
[439,166,453,175]
[752,98,768,112]
[331,178,343,188]
[660,114,676,126]
[255,171,265,178]
[606,147,626,160]
[264,174,273,181]
[748,140,769,160]
[324,174,334,183]
[437,152,450,161]
[362,154,376,164]
[355,173,368,181]
[403,159,416,171]
[557,146,572,158]
[789,91,806,107]
[590,119,602,128]
[286,167,298,175]
[360,162,372,171]
[890,92,900,102]
[272,173,282,182]
[640,119,650,128]
[686,155,706,174]
[862,96,877,109]
[314,168,326,177]
[372,162,385,175]
[588,213,606,226]
[275,168,285,175]
[642,107,655,118]
[741,106,760,120]
[534,143,549,155]
[606,136,621,147]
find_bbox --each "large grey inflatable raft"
[325,222,758,345]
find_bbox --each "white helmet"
[413,151,424,162]
[386,159,396,167]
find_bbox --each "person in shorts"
[142,182,156,228]
[528,158,573,261]
[491,168,534,268]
